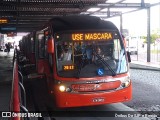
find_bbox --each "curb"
[130,63,160,71]
[130,67,160,71]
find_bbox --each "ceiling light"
[87,8,100,12]
[106,0,121,3]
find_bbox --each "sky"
[106,4,160,36]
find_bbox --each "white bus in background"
[125,36,144,55]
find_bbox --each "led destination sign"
[72,32,112,41]
[63,65,75,70]
[56,32,113,41]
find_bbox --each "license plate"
[92,98,105,102]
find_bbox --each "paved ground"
[124,69,160,119]
[0,83,12,111]
[0,50,13,115]
[0,50,13,83]
[125,69,160,108]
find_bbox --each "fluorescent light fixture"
[122,0,141,3]
[87,8,100,12]
[109,8,137,13]
[106,0,121,3]
[91,14,108,17]
[80,12,90,15]
[100,8,108,12]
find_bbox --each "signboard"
[72,33,112,41]
[1,27,16,31]
[0,18,8,24]
[63,65,75,70]
[56,32,113,41]
[0,27,17,34]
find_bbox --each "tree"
[151,33,160,43]
[142,29,160,44]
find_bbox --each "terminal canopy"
[0,0,160,33]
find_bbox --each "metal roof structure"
[0,0,160,33]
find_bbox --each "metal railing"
[10,49,31,120]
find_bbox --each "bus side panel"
[37,59,45,74]
[29,53,35,64]
[43,60,54,92]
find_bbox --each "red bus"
[20,15,132,108]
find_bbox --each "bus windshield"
[55,32,128,78]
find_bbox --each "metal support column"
[147,7,151,62]
[120,14,123,33]
[141,0,145,7]
[16,0,21,32]
[107,8,110,18]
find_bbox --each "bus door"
[29,34,36,64]
[35,31,45,74]
[44,29,55,92]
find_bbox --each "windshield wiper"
[93,49,116,76]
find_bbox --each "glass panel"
[31,37,35,53]
[38,34,45,58]
[55,32,128,78]
[44,31,49,59]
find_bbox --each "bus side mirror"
[47,38,54,53]
[127,51,131,63]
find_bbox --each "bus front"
[53,31,132,107]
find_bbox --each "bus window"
[31,37,35,53]
[44,31,49,59]
[48,35,53,70]
[56,42,73,71]
[38,34,45,58]
[114,39,121,60]
[114,39,127,73]
[44,31,53,71]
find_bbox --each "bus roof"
[48,15,118,32]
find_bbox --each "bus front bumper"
[53,83,132,108]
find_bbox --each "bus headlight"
[59,85,66,92]
[120,76,131,88]
[59,85,72,92]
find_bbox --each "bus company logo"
[1,112,42,118]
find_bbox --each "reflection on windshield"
[56,39,127,78]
